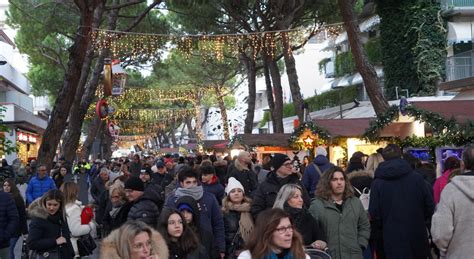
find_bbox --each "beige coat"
[101,227,169,259]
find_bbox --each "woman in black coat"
[27,190,74,259]
[273,184,327,249]
[3,178,28,258]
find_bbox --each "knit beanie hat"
[271,153,291,171]
[225,177,245,195]
[124,177,144,192]
[316,146,328,157]
[177,203,194,213]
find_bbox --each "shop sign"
[17,132,37,143]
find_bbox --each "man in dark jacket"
[166,167,225,258]
[302,146,334,197]
[251,153,310,219]
[200,165,224,205]
[124,177,160,227]
[151,161,173,189]
[0,191,19,258]
[227,151,258,196]
[90,168,109,203]
[369,144,435,259]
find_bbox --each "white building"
[0,2,49,163]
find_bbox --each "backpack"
[353,186,370,211]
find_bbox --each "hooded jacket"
[100,227,169,259]
[431,172,474,259]
[26,176,56,204]
[227,159,258,195]
[369,158,434,259]
[251,171,310,219]
[27,199,75,258]
[128,187,161,226]
[302,155,334,197]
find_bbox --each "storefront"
[16,130,41,163]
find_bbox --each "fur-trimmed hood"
[101,227,169,259]
[234,158,249,172]
[28,198,49,219]
[213,159,228,167]
[347,169,374,180]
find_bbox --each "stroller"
[305,247,332,259]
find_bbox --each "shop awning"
[350,67,384,85]
[335,15,380,45]
[447,22,473,44]
[331,75,354,88]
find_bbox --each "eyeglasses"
[275,225,293,234]
[282,162,293,168]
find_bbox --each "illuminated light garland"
[90,24,345,60]
[112,108,196,122]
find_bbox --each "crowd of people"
[0,144,473,259]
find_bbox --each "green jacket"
[308,196,370,259]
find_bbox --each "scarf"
[264,249,293,259]
[228,202,254,243]
[283,203,303,226]
[175,185,204,201]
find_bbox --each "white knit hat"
[225,177,245,195]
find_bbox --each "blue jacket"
[369,158,434,259]
[302,155,334,197]
[166,190,226,253]
[26,176,57,204]
[0,192,19,248]
[202,181,225,206]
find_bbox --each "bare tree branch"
[124,0,161,31]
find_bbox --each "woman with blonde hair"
[273,184,326,249]
[27,189,75,258]
[61,182,96,257]
[222,177,254,258]
[238,208,309,258]
[101,220,169,259]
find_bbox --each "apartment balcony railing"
[441,0,474,9]
[446,51,474,81]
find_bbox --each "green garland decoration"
[363,104,473,146]
[289,121,331,150]
[227,135,246,149]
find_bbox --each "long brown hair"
[60,182,79,205]
[245,208,306,258]
[2,178,23,205]
[315,166,354,201]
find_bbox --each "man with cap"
[151,161,173,189]
[302,146,335,197]
[251,153,310,219]
[124,177,161,227]
[140,168,165,211]
[91,167,109,203]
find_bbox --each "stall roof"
[412,100,474,123]
[202,140,229,150]
[314,118,373,137]
[234,133,292,147]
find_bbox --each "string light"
[89,24,345,60]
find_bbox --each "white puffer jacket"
[65,201,96,257]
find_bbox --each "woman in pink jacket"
[433,156,460,204]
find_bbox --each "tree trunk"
[185,117,196,139]
[169,120,177,147]
[338,0,389,116]
[62,2,110,163]
[215,85,230,140]
[37,0,103,170]
[281,32,304,122]
[102,130,113,160]
[262,53,277,133]
[267,58,284,133]
[242,54,257,134]
[80,116,103,161]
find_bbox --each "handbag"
[33,250,60,259]
[77,233,97,256]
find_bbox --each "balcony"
[441,0,474,15]
[446,51,474,81]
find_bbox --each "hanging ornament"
[95,98,109,119]
[108,121,120,138]
[103,58,113,96]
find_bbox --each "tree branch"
[106,0,145,10]
[124,0,161,32]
